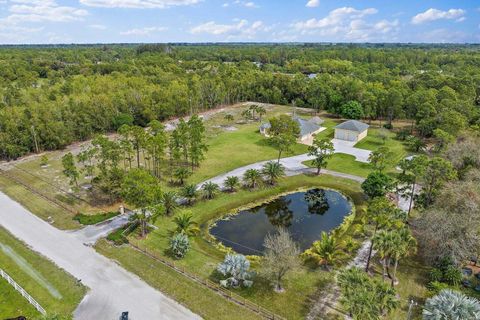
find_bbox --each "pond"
[209,188,352,255]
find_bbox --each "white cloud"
[293,7,377,31]
[79,0,200,9]
[120,26,167,35]
[291,7,400,42]
[223,0,258,9]
[306,0,319,8]
[191,19,269,39]
[411,8,466,24]
[89,24,107,30]
[5,0,88,23]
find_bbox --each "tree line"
[1,44,479,160]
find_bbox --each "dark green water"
[210,188,352,255]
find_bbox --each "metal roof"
[335,120,369,132]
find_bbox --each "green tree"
[419,157,456,207]
[302,231,340,270]
[340,100,364,119]
[161,191,178,216]
[261,161,285,185]
[188,114,208,169]
[61,152,79,187]
[173,167,191,186]
[120,169,162,237]
[181,184,197,205]
[243,168,262,189]
[368,147,391,172]
[308,137,334,174]
[224,176,240,192]
[397,155,428,217]
[173,211,199,235]
[202,181,219,199]
[268,114,300,162]
[361,171,394,199]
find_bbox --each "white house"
[260,116,325,145]
[334,120,369,143]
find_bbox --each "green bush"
[73,211,119,225]
[169,233,190,259]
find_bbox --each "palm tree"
[257,106,266,122]
[173,212,199,236]
[373,230,396,281]
[243,168,262,189]
[303,231,340,270]
[161,191,178,216]
[202,181,219,199]
[423,289,480,320]
[181,184,198,205]
[261,161,285,185]
[389,228,417,286]
[174,167,191,185]
[224,176,240,192]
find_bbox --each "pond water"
[209,188,352,255]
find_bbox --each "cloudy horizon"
[0,0,478,44]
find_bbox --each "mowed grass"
[0,227,86,318]
[0,174,80,230]
[305,127,410,178]
[128,173,366,319]
[0,277,39,318]
[189,123,308,184]
[95,239,262,320]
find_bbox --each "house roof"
[335,120,369,132]
[260,122,271,130]
[309,116,325,126]
[294,117,321,137]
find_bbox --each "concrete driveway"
[331,139,371,163]
[0,192,200,320]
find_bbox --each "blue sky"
[0,0,478,44]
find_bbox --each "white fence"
[0,268,46,315]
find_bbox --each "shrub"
[423,289,480,320]
[217,254,254,288]
[169,233,190,259]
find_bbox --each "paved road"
[0,192,200,320]
[70,211,134,245]
[201,153,365,189]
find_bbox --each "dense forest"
[0,43,479,160]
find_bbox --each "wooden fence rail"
[129,242,286,320]
[0,268,46,315]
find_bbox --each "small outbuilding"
[334,120,369,143]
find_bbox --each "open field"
[123,173,366,319]
[0,227,86,318]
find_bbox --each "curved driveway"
[0,192,200,320]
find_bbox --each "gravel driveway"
[0,192,200,320]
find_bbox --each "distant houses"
[260,116,325,145]
[334,120,369,143]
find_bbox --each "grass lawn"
[73,211,119,225]
[304,127,410,178]
[0,227,86,318]
[126,173,366,320]
[95,239,262,320]
[0,277,39,318]
[188,123,308,184]
[0,174,80,230]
